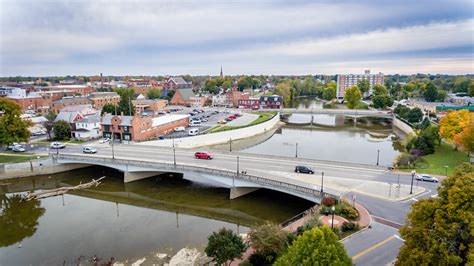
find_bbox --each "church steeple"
[220,66,223,78]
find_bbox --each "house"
[238,98,260,110]
[226,90,250,107]
[170,88,196,106]
[260,95,283,109]
[132,99,167,114]
[164,77,192,90]
[72,113,101,140]
[101,113,189,142]
[212,94,227,107]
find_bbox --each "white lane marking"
[393,234,405,242]
[431,194,438,198]
[410,198,418,202]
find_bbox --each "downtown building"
[336,70,384,100]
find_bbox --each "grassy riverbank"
[399,142,469,176]
[208,111,277,133]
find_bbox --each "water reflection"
[0,194,45,247]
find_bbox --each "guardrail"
[280,108,392,117]
[57,154,329,201]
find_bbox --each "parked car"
[189,120,201,127]
[415,174,439,183]
[7,143,21,150]
[201,118,208,122]
[295,165,314,174]
[191,117,201,121]
[82,146,97,154]
[225,117,233,121]
[218,120,227,124]
[228,115,237,119]
[32,130,46,136]
[188,112,196,116]
[234,113,242,117]
[50,142,66,149]
[174,126,186,132]
[194,151,213,159]
[12,145,26,152]
[99,138,110,144]
[188,128,199,136]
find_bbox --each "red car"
[194,151,213,159]
[228,115,237,120]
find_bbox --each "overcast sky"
[0,0,473,76]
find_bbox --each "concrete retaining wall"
[392,116,415,136]
[0,157,91,180]
[137,113,281,148]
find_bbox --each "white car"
[82,146,97,154]
[50,142,66,149]
[12,145,26,152]
[99,138,110,144]
[415,174,439,183]
[174,126,186,132]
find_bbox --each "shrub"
[248,252,275,265]
[321,197,337,206]
[341,222,360,232]
[339,204,359,220]
[296,223,314,236]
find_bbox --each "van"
[189,120,201,127]
[188,128,199,136]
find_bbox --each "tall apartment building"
[336,70,384,99]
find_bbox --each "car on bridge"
[82,146,98,154]
[50,142,66,149]
[415,174,439,183]
[194,151,213,160]
[295,165,314,174]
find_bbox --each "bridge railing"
[57,154,332,201]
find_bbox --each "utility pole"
[321,171,324,194]
[173,138,176,167]
[410,170,416,194]
[376,149,380,166]
[229,138,232,152]
[236,156,239,176]
[295,143,298,158]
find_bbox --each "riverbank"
[398,142,469,176]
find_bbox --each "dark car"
[194,151,213,159]
[295,165,314,174]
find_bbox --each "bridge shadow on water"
[1,166,314,227]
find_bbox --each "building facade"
[89,92,121,109]
[238,98,260,110]
[260,95,283,109]
[52,97,93,113]
[336,70,384,99]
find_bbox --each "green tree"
[453,77,471,93]
[147,88,161,99]
[275,226,352,266]
[0,98,31,145]
[115,88,135,116]
[248,222,289,264]
[390,83,402,99]
[101,103,117,115]
[396,163,474,265]
[357,79,370,94]
[204,79,219,94]
[406,108,424,123]
[468,81,474,97]
[165,90,175,101]
[372,84,388,96]
[53,120,71,140]
[372,95,394,109]
[275,81,294,107]
[237,76,253,91]
[344,86,361,109]
[437,90,447,102]
[205,228,247,265]
[424,82,438,102]
[322,87,336,101]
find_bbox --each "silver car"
[415,174,439,183]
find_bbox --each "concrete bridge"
[56,153,332,204]
[280,108,393,118]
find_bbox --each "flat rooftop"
[152,114,188,127]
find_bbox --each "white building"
[336,70,384,99]
[72,113,101,140]
[212,94,227,106]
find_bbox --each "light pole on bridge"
[321,171,324,194]
[295,143,298,158]
[173,138,176,167]
[376,149,380,166]
[229,138,232,152]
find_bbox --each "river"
[0,167,313,265]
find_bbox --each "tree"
[275,227,352,266]
[344,86,361,109]
[101,103,117,115]
[372,95,394,109]
[396,163,474,265]
[204,79,219,94]
[115,88,135,116]
[322,87,336,101]
[357,79,370,94]
[390,83,402,99]
[439,110,472,148]
[248,222,289,264]
[237,76,253,91]
[406,108,423,123]
[453,116,474,155]
[205,228,247,265]
[453,77,470,93]
[165,90,175,101]
[53,120,71,140]
[147,88,161,99]
[275,81,294,107]
[468,81,474,97]
[424,82,438,102]
[0,98,31,145]
[372,84,388,96]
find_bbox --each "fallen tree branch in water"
[26,176,106,200]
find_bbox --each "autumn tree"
[439,110,472,149]
[275,81,295,107]
[454,116,474,155]
[205,228,247,265]
[0,98,31,145]
[275,226,352,266]
[248,222,289,264]
[344,86,361,109]
[396,163,474,265]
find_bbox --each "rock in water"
[169,248,201,266]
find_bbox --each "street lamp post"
[295,143,298,158]
[331,206,335,229]
[111,137,115,160]
[376,149,380,166]
[229,138,232,152]
[321,171,324,194]
[173,138,176,167]
[410,170,416,194]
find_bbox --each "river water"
[0,167,313,265]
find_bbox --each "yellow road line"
[352,235,395,260]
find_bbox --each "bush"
[341,222,360,232]
[395,152,417,167]
[248,252,275,265]
[321,197,337,206]
[296,223,314,236]
[339,204,359,220]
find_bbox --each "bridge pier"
[124,171,161,183]
[229,187,260,199]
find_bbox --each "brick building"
[336,70,384,99]
[42,85,95,96]
[238,98,260,110]
[260,95,283,109]
[226,89,249,107]
[89,92,121,109]
[132,99,167,114]
[170,88,196,106]
[52,97,93,113]
[101,114,189,142]
[164,77,192,90]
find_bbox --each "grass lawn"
[399,142,469,176]
[208,111,277,133]
[0,155,44,164]
[67,140,86,144]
